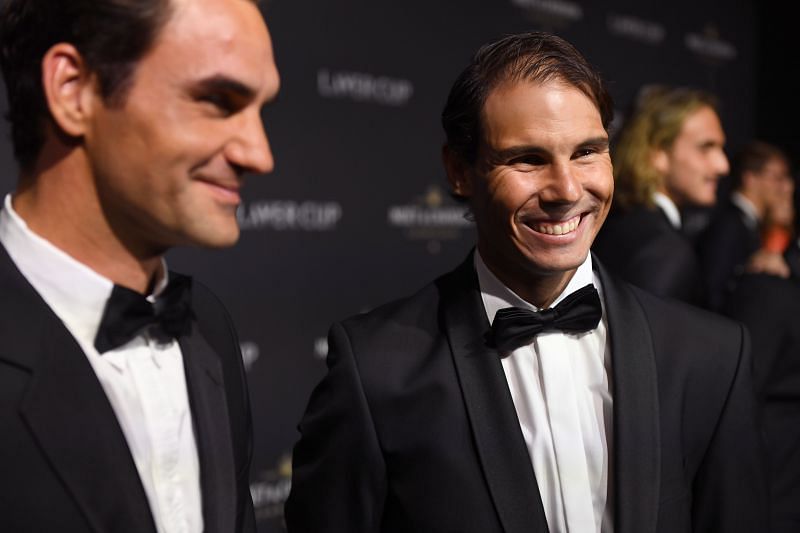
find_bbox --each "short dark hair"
[0,0,174,170]
[441,32,613,168]
[730,140,789,191]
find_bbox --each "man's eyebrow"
[191,75,257,99]
[492,145,545,160]
[698,139,724,149]
[489,136,609,162]
[576,137,610,150]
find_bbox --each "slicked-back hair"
[0,0,176,171]
[441,32,613,171]
[612,85,719,210]
[729,140,789,191]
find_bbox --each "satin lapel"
[596,260,660,533]
[1,251,157,533]
[180,328,236,533]
[438,255,549,533]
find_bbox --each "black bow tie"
[490,284,602,353]
[94,274,194,354]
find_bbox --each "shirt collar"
[0,194,169,349]
[652,192,681,229]
[730,192,760,229]
[475,250,601,325]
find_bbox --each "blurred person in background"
[698,141,794,310]
[593,86,729,305]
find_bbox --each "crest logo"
[387,185,473,255]
[685,24,737,63]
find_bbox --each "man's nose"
[226,109,274,175]
[539,162,582,204]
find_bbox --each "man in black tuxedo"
[698,141,794,310]
[286,33,766,532]
[0,0,279,531]
[593,86,729,305]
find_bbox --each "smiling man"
[0,0,278,532]
[287,33,766,533]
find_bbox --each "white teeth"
[532,217,579,235]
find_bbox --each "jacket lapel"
[596,260,660,533]
[180,325,236,533]
[438,255,549,533]
[0,248,157,533]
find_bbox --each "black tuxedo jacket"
[697,199,762,311]
[0,243,256,533]
[286,254,767,533]
[593,205,703,306]
[725,274,800,532]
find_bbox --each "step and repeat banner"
[0,0,754,530]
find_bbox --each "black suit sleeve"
[690,324,769,532]
[286,322,387,532]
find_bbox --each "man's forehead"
[147,0,276,96]
[480,81,606,147]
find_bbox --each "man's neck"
[477,248,577,309]
[12,161,162,294]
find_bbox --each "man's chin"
[519,250,589,278]
[182,225,241,249]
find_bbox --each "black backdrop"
[0,1,764,530]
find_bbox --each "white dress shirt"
[653,191,681,229]
[0,194,203,533]
[731,191,760,230]
[476,251,614,533]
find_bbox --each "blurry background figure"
[593,86,729,305]
[718,144,799,532]
[724,272,800,533]
[698,141,794,310]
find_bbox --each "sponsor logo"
[318,69,414,106]
[251,454,292,524]
[314,337,329,360]
[685,25,737,62]
[387,185,473,255]
[607,13,665,45]
[237,200,342,231]
[510,0,583,28]
[240,341,260,371]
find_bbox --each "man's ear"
[442,145,473,199]
[650,148,669,176]
[41,43,98,138]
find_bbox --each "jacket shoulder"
[631,284,742,335]
[339,278,443,342]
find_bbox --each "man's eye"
[200,93,235,115]
[574,149,596,158]
[510,155,545,166]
